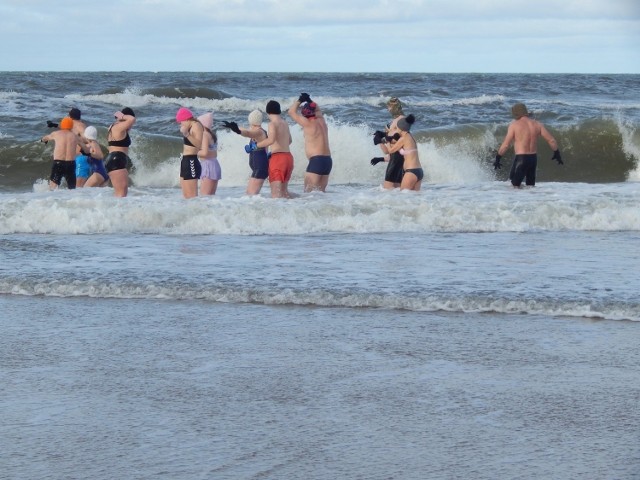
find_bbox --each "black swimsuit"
[106,129,132,172]
[108,131,131,148]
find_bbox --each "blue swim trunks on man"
[306,155,333,176]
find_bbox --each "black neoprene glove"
[493,154,502,170]
[370,157,385,166]
[385,133,401,143]
[373,130,386,145]
[47,121,58,128]
[552,150,563,165]
[299,93,312,104]
[222,121,241,135]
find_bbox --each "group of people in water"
[40,94,562,198]
[174,93,335,199]
[41,106,135,197]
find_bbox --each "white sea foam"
[617,117,640,181]
[3,182,639,235]
[1,278,637,322]
[121,116,495,189]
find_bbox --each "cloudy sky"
[1,0,638,73]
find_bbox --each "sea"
[1,72,639,479]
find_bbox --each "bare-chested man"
[41,116,79,189]
[254,100,294,198]
[495,103,563,187]
[288,93,332,192]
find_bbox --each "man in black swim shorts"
[41,116,79,189]
[494,103,563,187]
[288,93,333,192]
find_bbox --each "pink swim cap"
[197,112,213,129]
[176,107,193,123]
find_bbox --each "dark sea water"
[1,72,639,190]
[1,72,639,479]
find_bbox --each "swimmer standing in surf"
[494,103,563,187]
[288,93,333,193]
[41,116,78,190]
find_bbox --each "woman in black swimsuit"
[105,107,136,197]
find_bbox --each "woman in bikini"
[384,114,423,191]
[105,107,136,197]
[175,107,203,198]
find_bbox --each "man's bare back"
[42,129,78,161]
[500,116,558,155]
[288,99,331,158]
[266,115,292,153]
[494,103,563,187]
[300,115,330,158]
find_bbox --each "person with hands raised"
[298,92,312,104]
[288,93,333,193]
[105,106,136,197]
[495,102,563,187]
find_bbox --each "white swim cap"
[84,126,98,140]
[248,109,263,126]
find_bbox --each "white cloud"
[0,0,637,72]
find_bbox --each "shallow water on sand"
[1,295,639,479]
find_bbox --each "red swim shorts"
[269,152,294,183]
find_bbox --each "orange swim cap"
[60,117,74,130]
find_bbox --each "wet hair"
[396,114,415,132]
[266,100,281,115]
[68,107,81,120]
[511,103,529,119]
[387,97,404,117]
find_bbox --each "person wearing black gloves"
[221,110,269,195]
[288,93,333,193]
[494,103,563,187]
[371,97,406,189]
[377,114,424,191]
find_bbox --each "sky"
[1,0,638,73]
